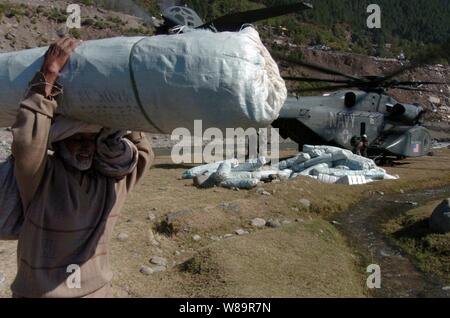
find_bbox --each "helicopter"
[153,1,313,34]
[271,55,449,161]
[149,1,449,161]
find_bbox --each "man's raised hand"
[40,37,81,96]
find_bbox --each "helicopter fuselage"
[273,90,432,158]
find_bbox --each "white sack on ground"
[182,145,399,189]
[0,27,287,133]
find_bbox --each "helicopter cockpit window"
[344,92,356,107]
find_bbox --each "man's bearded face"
[57,133,98,171]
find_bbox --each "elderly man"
[9,37,154,298]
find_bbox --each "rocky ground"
[0,0,448,141]
[278,48,450,140]
[2,147,450,298]
[0,129,11,161]
[1,0,450,298]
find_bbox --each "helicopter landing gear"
[374,155,395,167]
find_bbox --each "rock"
[150,256,168,267]
[152,265,167,273]
[224,234,233,238]
[430,199,450,233]
[443,286,450,291]
[299,199,311,210]
[266,219,281,228]
[429,96,441,105]
[295,218,305,223]
[256,187,266,195]
[0,272,5,284]
[140,265,153,276]
[166,209,193,223]
[235,229,249,236]
[117,233,129,242]
[380,249,392,257]
[5,33,15,41]
[251,218,266,228]
[219,202,241,214]
[399,189,405,194]
[56,28,66,37]
[210,235,221,241]
[147,229,160,246]
[331,220,341,225]
[175,251,181,256]
[140,265,166,275]
[147,212,156,221]
[377,191,385,196]
[192,234,202,241]
[282,220,292,225]
[291,207,299,212]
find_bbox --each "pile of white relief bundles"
[0,27,287,133]
[182,145,399,189]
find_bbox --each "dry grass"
[383,200,450,284]
[2,150,450,297]
[109,149,450,297]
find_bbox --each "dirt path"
[0,241,16,298]
[1,150,450,298]
[336,186,450,298]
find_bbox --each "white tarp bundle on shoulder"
[0,27,287,133]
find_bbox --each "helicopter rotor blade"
[274,52,363,82]
[292,84,357,93]
[283,76,353,84]
[391,80,450,86]
[374,40,450,84]
[390,86,438,93]
[158,0,184,11]
[198,2,313,32]
[375,63,423,85]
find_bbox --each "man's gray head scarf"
[50,116,138,178]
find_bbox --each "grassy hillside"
[130,0,450,63]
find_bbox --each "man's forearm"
[124,131,154,192]
[11,92,58,210]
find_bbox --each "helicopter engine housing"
[388,103,423,124]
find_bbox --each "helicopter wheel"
[375,155,394,167]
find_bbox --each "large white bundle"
[0,27,287,133]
